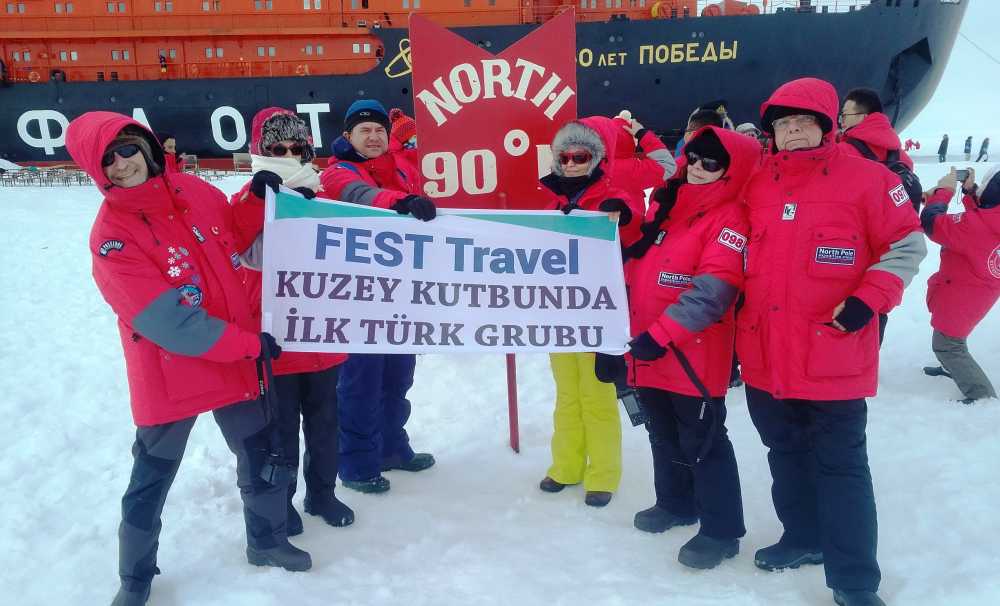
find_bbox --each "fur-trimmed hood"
[550,116,620,177]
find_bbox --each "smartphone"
[956,169,970,182]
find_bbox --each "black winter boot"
[305,489,355,526]
[633,505,697,533]
[287,503,303,537]
[383,452,436,472]
[678,534,739,569]
[342,475,391,494]
[923,366,953,378]
[584,491,613,507]
[754,541,823,571]
[110,583,150,606]
[246,541,312,572]
[833,589,886,606]
[539,476,571,493]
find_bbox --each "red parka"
[838,112,914,169]
[319,137,421,208]
[541,116,644,247]
[163,153,185,174]
[610,119,676,209]
[738,79,926,401]
[626,127,759,397]
[230,107,347,375]
[921,188,1000,338]
[69,112,262,426]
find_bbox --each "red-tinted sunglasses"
[101,144,141,167]
[268,143,305,156]
[558,151,593,165]
[686,151,723,173]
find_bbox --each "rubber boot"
[678,534,739,569]
[246,541,312,572]
[754,541,824,571]
[304,489,355,527]
[633,505,697,533]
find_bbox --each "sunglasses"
[558,151,592,165]
[268,143,305,156]
[101,144,141,167]
[686,151,724,173]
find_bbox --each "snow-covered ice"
[2,159,998,606]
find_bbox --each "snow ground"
[1,164,998,606]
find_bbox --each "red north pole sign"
[409,10,578,210]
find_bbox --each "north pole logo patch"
[889,184,910,207]
[717,228,747,253]
[988,245,1000,279]
[658,272,693,288]
[815,246,856,265]
[98,240,125,256]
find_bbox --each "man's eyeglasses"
[838,111,866,124]
[558,151,593,165]
[686,151,724,173]
[101,144,141,167]
[268,143,305,156]
[772,114,818,131]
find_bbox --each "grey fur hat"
[260,112,316,162]
[550,121,605,177]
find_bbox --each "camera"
[956,169,970,183]
[617,386,647,426]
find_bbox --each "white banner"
[262,189,630,353]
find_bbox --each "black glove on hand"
[393,194,437,221]
[258,332,282,361]
[250,170,283,199]
[628,332,668,361]
[594,353,627,384]
[599,198,633,226]
[833,296,875,333]
[560,202,579,215]
[293,186,317,199]
[651,185,678,217]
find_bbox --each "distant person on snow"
[741,78,926,606]
[921,167,1000,404]
[903,138,920,152]
[938,133,949,163]
[229,107,355,535]
[964,135,973,161]
[976,137,990,162]
[156,132,185,173]
[320,99,438,495]
[66,112,310,606]
[623,126,760,570]
[537,116,643,508]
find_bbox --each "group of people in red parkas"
[67,76,1000,606]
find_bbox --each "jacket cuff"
[202,325,261,362]
[648,314,687,348]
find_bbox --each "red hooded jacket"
[738,78,926,401]
[319,132,421,209]
[163,153,185,174]
[230,107,347,375]
[69,112,262,426]
[921,188,1000,338]
[626,127,759,397]
[541,116,644,247]
[838,112,914,170]
[610,118,676,209]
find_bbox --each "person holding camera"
[67,112,310,606]
[623,126,758,569]
[921,167,1000,403]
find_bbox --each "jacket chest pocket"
[806,226,865,280]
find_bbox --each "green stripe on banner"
[451,213,618,241]
[274,194,391,220]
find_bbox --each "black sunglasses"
[101,144,141,167]
[686,151,723,172]
[268,143,305,156]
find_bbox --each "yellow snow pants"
[546,352,622,492]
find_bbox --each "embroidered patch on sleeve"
[889,184,910,207]
[98,240,125,257]
[717,228,748,252]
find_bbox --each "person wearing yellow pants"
[541,352,622,507]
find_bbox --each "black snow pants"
[745,385,881,592]
[638,388,746,540]
[117,399,287,591]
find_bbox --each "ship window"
[111,71,119,81]
[363,43,371,54]
[60,51,68,61]
[203,0,209,9]
[5,3,12,14]
[106,2,113,12]
[414,0,419,7]
[305,44,313,55]
[66,1,73,11]
[352,43,360,54]
[590,0,596,7]
[12,51,20,61]
[124,49,130,60]
[71,51,78,61]
[118,1,125,11]
[23,50,30,60]
[303,0,309,7]
[615,0,621,7]
[268,46,276,57]
[55,3,63,13]
[214,0,220,9]
[216,47,223,57]
[257,46,265,57]
[97,71,104,81]
[639,0,645,6]
[316,44,324,55]
[463,0,469,6]
[205,48,213,58]
[350,0,356,8]
[165,0,172,10]
[266,0,272,7]
[488,0,494,4]
[17,1,24,12]
[603,0,610,7]
[112,50,121,60]
[154,1,160,10]
[159,48,166,57]
[314,0,320,7]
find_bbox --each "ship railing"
[746,0,874,14]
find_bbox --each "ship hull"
[0,3,967,162]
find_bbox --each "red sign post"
[409,11,579,451]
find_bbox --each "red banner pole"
[506,353,520,453]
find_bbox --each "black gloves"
[293,186,317,199]
[628,332,668,361]
[594,353,627,384]
[258,332,282,361]
[393,194,437,221]
[651,185,678,217]
[250,170,282,199]
[560,202,579,215]
[599,198,633,226]
[833,296,875,333]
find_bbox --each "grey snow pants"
[932,330,997,401]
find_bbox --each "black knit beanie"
[684,130,730,171]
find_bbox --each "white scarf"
[250,154,322,193]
